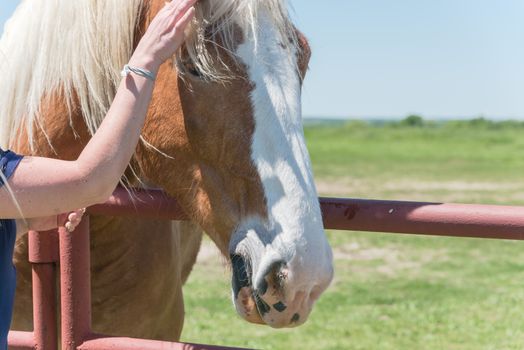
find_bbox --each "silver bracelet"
[120,64,156,82]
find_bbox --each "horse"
[0,0,334,340]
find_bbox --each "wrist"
[127,55,161,76]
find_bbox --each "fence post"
[59,217,91,350]
[28,230,59,350]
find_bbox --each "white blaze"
[234,9,333,294]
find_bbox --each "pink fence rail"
[9,187,524,349]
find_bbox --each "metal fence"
[9,187,524,349]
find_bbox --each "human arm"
[0,0,197,220]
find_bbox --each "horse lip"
[230,253,267,324]
[231,253,252,299]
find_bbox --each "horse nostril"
[256,259,287,295]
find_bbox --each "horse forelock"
[181,0,298,81]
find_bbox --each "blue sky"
[2,0,524,119]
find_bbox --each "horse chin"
[234,286,266,325]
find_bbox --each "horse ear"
[294,28,311,79]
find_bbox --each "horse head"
[138,0,333,328]
[0,0,333,329]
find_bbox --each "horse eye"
[183,61,202,78]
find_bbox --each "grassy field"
[181,119,524,349]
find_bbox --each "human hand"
[16,208,87,236]
[129,0,197,74]
[64,208,87,233]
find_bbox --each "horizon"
[303,114,524,121]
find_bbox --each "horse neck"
[13,94,89,159]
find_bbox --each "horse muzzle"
[230,253,330,328]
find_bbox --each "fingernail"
[65,222,75,233]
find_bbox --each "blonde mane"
[0,0,296,150]
[0,0,143,149]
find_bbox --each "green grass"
[305,120,524,183]
[181,120,524,349]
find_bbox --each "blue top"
[0,149,23,350]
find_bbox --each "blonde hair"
[0,0,143,150]
[0,0,297,150]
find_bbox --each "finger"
[164,0,185,16]
[68,212,77,222]
[170,5,195,37]
[159,0,179,18]
[170,0,198,22]
[74,209,86,218]
[65,222,75,233]
[170,0,197,11]
[68,208,85,220]
[70,217,82,225]
[68,212,81,221]
[164,0,178,10]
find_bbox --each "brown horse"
[0,0,334,340]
